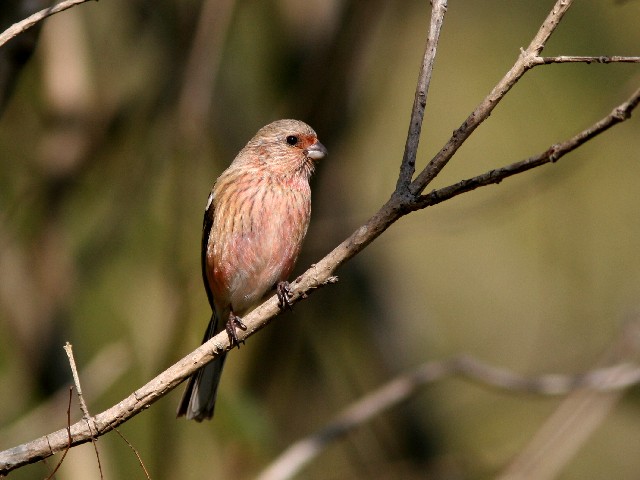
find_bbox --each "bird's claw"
[276,281,293,311]
[226,312,247,348]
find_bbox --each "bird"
[177,119,327,421]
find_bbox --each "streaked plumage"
[177,119,327,421]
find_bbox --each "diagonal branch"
[3,80,637,473]
[257,346,640,480]
[496,319,640,480]
[413,85,640,210]
[408,0,575,196]
[536,55,640,64]
[1,0,638,474]
[0,0,95,49]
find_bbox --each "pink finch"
[177,119,327,421]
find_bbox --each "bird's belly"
[209,187,310,314]
[226,230,295,312]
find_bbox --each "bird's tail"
[177,313,226,421]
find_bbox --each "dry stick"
[0,0,95,49]
[113,429,151,480]
[63,343,92,424]
[414,85,640,210]
[0,1,447,471]
[410,0,574,195]
[6,84,633,476]
[257,353,640,480]
[395,0,447,193]
[0,275,336,474]
[1,0,639,474]
[412,51,639,197]
[497,319,640,480]
[63,343,103,479]
[536,55,640,64]
[0,342,130,446]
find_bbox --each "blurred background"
[1,0,640,478]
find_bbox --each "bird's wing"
[201,190,216,311]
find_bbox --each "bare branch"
[1,327,224,472]
[63,343,91,424]
[395,0,447,194]
[413,85,640,210]
[63,342,103,478]
[537,55,640,64]
[0,342,130,446]
[409,0,574,196]
[0,0,95,49]
[497,319,640,480]
[257,353,640,480]
[1,0,638,474]
[525,0,574,54]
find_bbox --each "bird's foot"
[276,281,293,311]
[226,312,247,348]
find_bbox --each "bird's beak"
[305,141,328,161]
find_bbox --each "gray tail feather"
[177,313,226,421]
[176,353,226,421]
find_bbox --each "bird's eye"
[286,135,299,146]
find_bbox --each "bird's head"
[240,119,327,179]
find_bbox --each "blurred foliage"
[1,0,639,479]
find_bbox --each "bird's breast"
[207,171,311,313]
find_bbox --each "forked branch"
[1,0,639,474]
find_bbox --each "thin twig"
[63,343,91,421]
[536,55,640,64]
[113,428,152,480]
[0,0,95,49]
[395,0,447,194]
[409,0,574,195]
[256,353,640,480]
[63,343,103,479]
[0,342,130,446]
[497,319,640,480]
[413,85,640,210]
